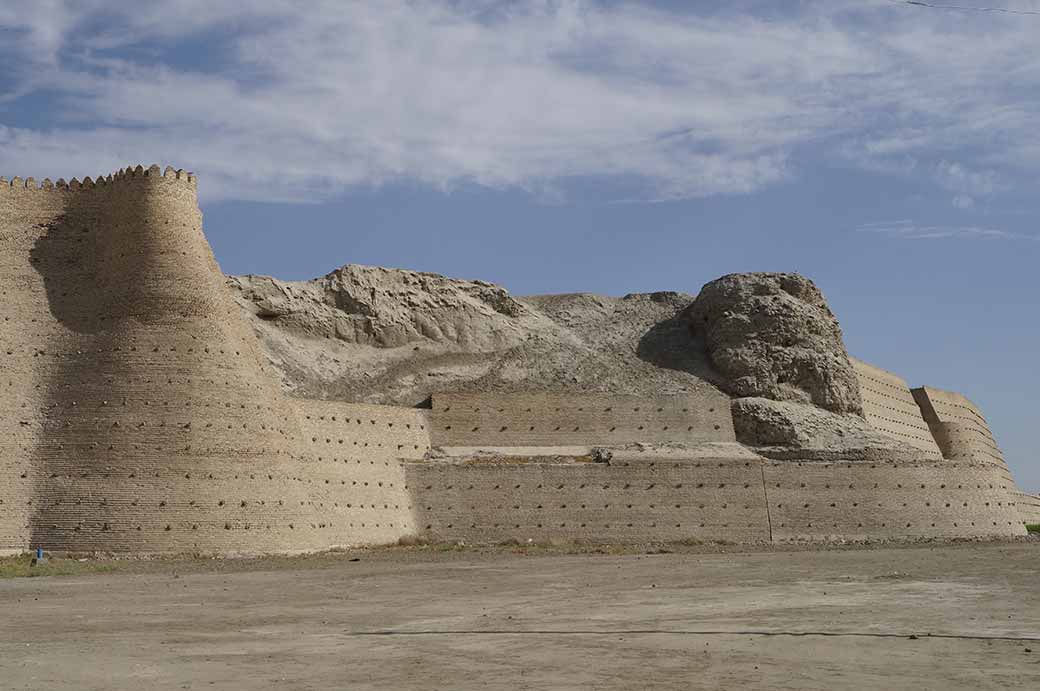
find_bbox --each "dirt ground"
[1,542,1038,690]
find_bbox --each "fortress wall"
[0,168,429,554]
[407,456,1026,545]
[911,387,1011,475]
[0,180,74,551]
[405,455,770,544]
[292,399,431,543]
[1015,493,1040,525]
[428,392,735,448]
[764,460,1025,542]
[851,358,943,459]
[2,169,1033,553]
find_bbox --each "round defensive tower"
[2,166,417,554]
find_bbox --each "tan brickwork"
[429,392,734,448]
[407,454,1027,544]
[912,387,1010,473]
[764,460,1023,541]
[0,167,430,554]
[851,358,943,459]
[1014,492,1040,525]
[292,399,430,543]
[406,454,770,544]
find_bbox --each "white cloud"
[1,1,1039,202]
[854,219,1036,241]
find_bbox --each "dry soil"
[2,542,1039,690]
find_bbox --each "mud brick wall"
[405,455,770,544]
[764,460,1025,541]
[406,454,1026,545]
[293,399,430,544]
[851,358,943,459]
[1015,493,1040,525]
[0,167,431,554]
[912,387,1012,475]
[0,180,66,551]
[428,392,735,448]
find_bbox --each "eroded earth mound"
[228,266,935,464]
[229,265,722,406]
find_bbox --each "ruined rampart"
[407,386,1026,544]
[0,167,1032,554]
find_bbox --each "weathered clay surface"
[731,397,919,461]
[230,269,722,405]
[687,272,863,414]
[229,265,542,349]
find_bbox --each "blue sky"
[2,0,1038,489]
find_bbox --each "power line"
[893,0,1040,14]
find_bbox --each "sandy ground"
[1,542,1039,690]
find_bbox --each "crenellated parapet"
[0,164,196,194]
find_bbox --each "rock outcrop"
[687,272,863,415]
[730,397,918,461]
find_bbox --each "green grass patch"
[0,553,125,579]
[1026,524,1040,534]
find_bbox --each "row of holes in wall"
[861,413,940,447]
[417,481,1011,491]
[18,498,407,510]
[3,414,428,447]
[1,345,248,356]
[0,331,253,350]
[3,464,409,481]
[929,400,1002,452]
[1,395,425,430]
[418,460,1009,472]
[19,448,425,461]
[859,385,935,424]
[420,520,1017,530]
[420,500,1015,511]
[855,373,948,451]
[441,405,715,414]
[441,425,721,433]
[929,396,992,426]
[1,466,1012,494]
[855,369,914,395]
[31,521,407,534]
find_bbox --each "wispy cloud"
[0,1,1039,202]
[854,219,1036,240]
